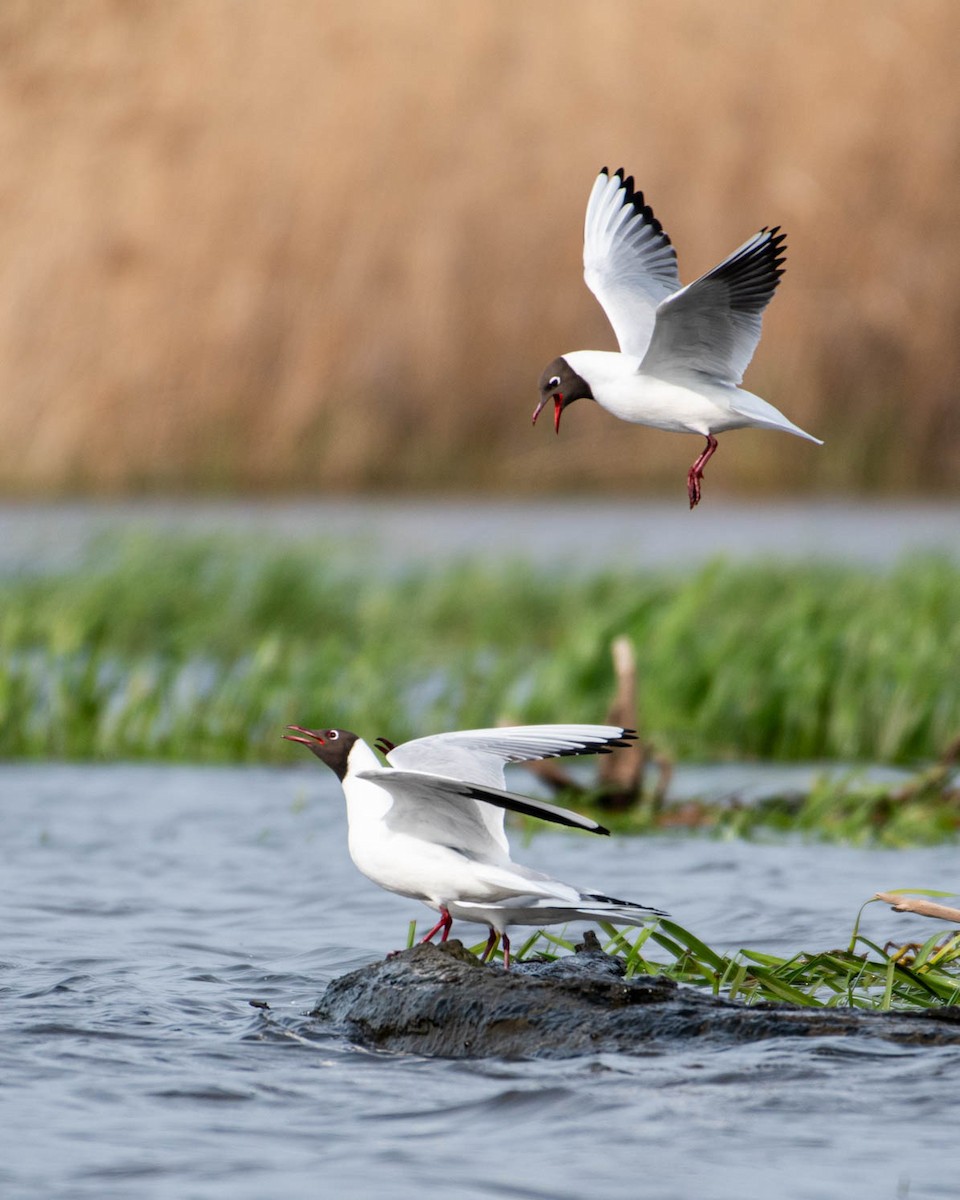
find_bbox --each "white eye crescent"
[548,375,561,390]
[327,730,339,741]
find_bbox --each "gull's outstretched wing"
[384,725,635,790]
[583,168,680,359]
[355,768,610,855]
[381,725,629,855]
[640,226,786,385]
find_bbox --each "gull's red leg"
[501,931,512,972]
[419,907,452,945]
[479,928,498,962]
[687,435,719,509]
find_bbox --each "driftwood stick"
[874,893,960,923]
[597,636,645,803]
[509,635,667,811]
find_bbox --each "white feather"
[582,169,680,359]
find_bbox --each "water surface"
[2,763,957,1199]
[1,497,958,575]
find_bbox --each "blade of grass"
[658,920,727,971]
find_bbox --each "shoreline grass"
[444,896,960,1011]
[1,535,958,825]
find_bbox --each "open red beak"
[532,394,564,434]
[283,725,324,747]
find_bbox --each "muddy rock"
[310,938,960,1059]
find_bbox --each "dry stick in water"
[509,636,644,797]
[513,636,670,810]
[597,635,645,806]
[597,636,672,812]
[874,893,960,923]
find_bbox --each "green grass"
[1,532,959,777]
[460,899,960,1011]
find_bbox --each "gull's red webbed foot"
[419,908,452,945]
[687,435,718,510]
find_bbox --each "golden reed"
[0,1,956,495]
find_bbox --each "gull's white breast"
[563,350,747,437]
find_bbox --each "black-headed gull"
[533,167,822,508]
[283,723,666,968]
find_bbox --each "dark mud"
[311,938,960,1059]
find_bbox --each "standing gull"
[284,723,665,968]
[533,167,822,507]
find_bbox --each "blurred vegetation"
[0,2,959,496]
[1,534,958,773]
[596,766,960,848]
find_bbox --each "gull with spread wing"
[283,723,665,968]
[533,167,822,508]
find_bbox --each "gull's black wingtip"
[598,171,670,247]
[601,166,632,190]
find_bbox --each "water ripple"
[1,763,958,1200]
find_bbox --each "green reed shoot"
[2,533,959,775]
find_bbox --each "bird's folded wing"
[385,724,636,790]
[639,227,786,385]
[582,168,680,359]
[355,769,610,839]
[453,895,666,924]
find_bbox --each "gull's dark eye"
[327,729,339,741]
[548,375,561,391]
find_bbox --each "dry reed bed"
[0,2,958,494]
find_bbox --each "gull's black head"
[533,357,595,434]
[283,726,359,780]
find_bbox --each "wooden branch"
[598,635,645,802]
[874,893,960,923]
[505,634,670,812]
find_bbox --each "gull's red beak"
[532,393,564,434]
[283,725,325,748]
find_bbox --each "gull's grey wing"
[384,725,636,790]
[355,769,610,851]
[583,168,681,359]
[640,226,786,385]
[383,725,630,856]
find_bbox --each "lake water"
[1,496,959,575]
[3,499,959,1196]
[2,762,958,1200]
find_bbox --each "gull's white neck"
[338,738,415,895]
[563,349,641,387]
[341,738,393,828]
